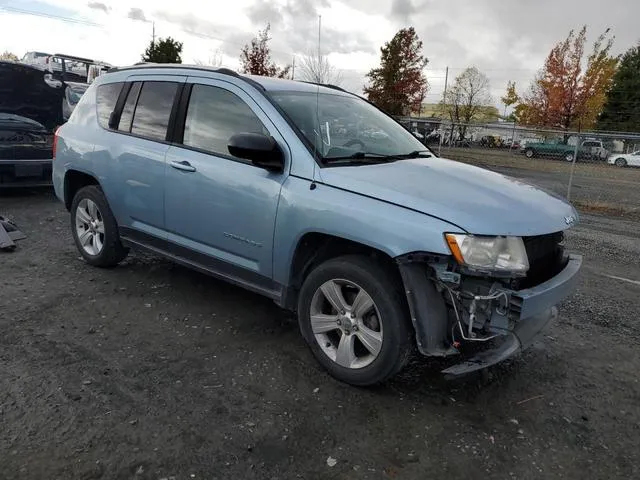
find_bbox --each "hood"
[317,157,578,236]
[0,61,64,131]
[0,113,47,132]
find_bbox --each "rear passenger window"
[96,82,123,128]
[118,82,141,133]
[130,81,178,141]
[182,84,268,158]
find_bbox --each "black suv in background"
[0,59,89,187]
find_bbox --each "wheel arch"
[63,169,100,210]
[282,232,402,311]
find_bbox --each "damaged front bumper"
[398,253,582,376]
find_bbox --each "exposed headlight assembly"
[445,234,529,274]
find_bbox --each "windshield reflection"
[270,91,432,161]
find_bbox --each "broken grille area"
[517,231,566,289]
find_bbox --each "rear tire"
[615,158,627,167]
[525,148,534,158]
[70,185,128,267]
[297,255,413,386]
[564,152,575,162]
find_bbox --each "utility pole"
[291,56,295,80]
[438,66,449,156]
[152,22,156,46]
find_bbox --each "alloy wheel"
[309,279,383,369]
[75,198,105,256]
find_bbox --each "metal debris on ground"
[0,216,26,251]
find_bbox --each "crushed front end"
[397,231,582,376]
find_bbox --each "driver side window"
[182,84,268,160]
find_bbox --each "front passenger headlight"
[445,234,529,274]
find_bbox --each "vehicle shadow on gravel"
[113,252,524,396]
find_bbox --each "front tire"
[524,148,534,158]
[70,185,128,267]
[564,152,575,162]
[615,158,627,167]
[297,255,413,386]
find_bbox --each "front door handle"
[170,160,196,172]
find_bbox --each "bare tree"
[194,49,223,67]
[442,67,492,141]
[298,51,343,86]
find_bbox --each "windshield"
[270,91,432,162]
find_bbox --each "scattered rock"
[581,415,589,422]
[509,418,519,425]
[129,419,138,425]
[135,465,144,475]
[326,456,337,467]
[82,380,92,386]
[407,452,419,463]
[313,387,319,393]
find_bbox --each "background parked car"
[608,150,640,167]
[0,61,64,186]
[522,138,609,162]
[479,135,503,148]
[20,51,52,66]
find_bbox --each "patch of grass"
[572,200,640,220]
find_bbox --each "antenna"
[310,15,321,188]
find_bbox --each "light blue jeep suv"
[52,65,581,385]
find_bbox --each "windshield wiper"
[324,150,432,163]
[401,150,433,158]
[323,152,393,163]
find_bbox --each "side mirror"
[228,133,284,172]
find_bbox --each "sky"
[1,0,639,109]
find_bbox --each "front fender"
[272,176,461,286]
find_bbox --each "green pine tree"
[142,37,183,64]
[597,44,640,132]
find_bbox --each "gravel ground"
[1,188,639,480]
[442,147,640,219]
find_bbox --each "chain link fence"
[397,117,640,223]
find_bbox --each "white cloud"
[2,0,639,102]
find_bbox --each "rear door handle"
[170,160,196,172]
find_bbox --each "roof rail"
[107,64,242,78]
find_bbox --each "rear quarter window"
[96,82,124,128]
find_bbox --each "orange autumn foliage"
[516,26,618,130]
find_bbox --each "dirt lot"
[1,189,640,480]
